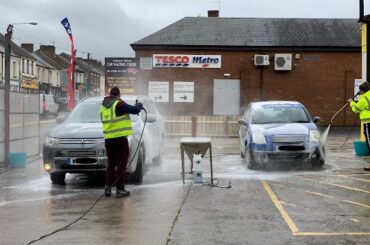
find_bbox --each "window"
[31,61,34,75]
[22,59,25,73]
[37,67,40,79]
[27,60,29,74]
[12,61,17,78]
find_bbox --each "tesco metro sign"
[153,54,221,68]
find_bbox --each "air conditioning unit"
[274,54,292,71]
[254,55,270,66]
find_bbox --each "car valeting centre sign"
[153,54,221,68]
[105,58,137,94]
[148,81,169,102]
[174,81,194,102]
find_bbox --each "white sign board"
[148,81,169,102]
[153,54,221,68]
[354,79,363,99]
[174,81,194,102]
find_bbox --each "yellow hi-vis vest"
[350,91,370,123]
[100,100,133,139]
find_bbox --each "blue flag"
[61,17,72,36]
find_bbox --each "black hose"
[25,108,148,245]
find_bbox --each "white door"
[213,79,240,115]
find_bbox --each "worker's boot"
[116,188,130,198]
[104,185,112,197]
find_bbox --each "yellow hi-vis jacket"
[350,91,370,123]
[100,100,133,139]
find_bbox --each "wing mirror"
[313,116,321,124]
[146,114,157,123]
[238,119,249,127]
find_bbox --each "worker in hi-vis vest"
[101,87,143,198]
[348,81,370,171]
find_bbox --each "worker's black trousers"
[105,136,129,190]
[364,123,370,150]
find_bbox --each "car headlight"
[309,130,320,142]
[44,137,60,146]
[252,131,266,144]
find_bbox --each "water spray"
[320,91,360,146]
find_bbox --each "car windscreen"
[65,99,137,123]
[251,104,310,124]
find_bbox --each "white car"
[40,94,59,116]
[43,95,165,184]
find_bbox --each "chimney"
[208,10,219,17]
[40,45,56,54]
[21,43,34,53]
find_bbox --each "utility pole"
[87,52,92,96]
[4,25,12,167]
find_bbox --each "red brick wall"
[134,49,361,126]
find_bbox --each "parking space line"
[271,183,370,210]
[335,175,370,183]
[265,181,370,236]
[261,180,299,234]
[298,177,370,195]
[295,232,370,236]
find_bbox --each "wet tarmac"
[0,128,369,244]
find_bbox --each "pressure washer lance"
[25,106,148,245]
[320,91,360,146]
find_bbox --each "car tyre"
[50,172,65,184]
[312,159,325,169]
[131,147,144,184]
[240,151,245,158]
[152,153,162,166]
[246,149,258,170]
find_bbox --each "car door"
[141,98,162,158]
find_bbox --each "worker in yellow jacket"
[349,81,370,171]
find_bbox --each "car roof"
[250,101,303,106]
[82,95,150,103]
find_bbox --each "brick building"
[131,14,361,126]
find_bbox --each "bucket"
[8,152,27,168]
[353,141,369,156]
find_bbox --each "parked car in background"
[238,101,324,169]
[43,95,165,184]
[56,97,69,112]
[40,94,59,116]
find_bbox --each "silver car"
[43,95,165,184]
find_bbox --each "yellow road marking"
[294,232,370,236]
[266,181,370,236]
[272,182,370,209]
[262,180,299,234]
[298,177,370,195]
[280,201,310,211]
[336,175,370,183]
[10,119,56,128]
[350,219,360,223]
[40,119,56,124]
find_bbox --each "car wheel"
[131,147,144,184]
[312,147,325,169]
[50,172,65,184]
[246,149,258,170]
[152,153,162,166]
[240,151,245,158]
[312,159,325,168]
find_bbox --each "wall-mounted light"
[224,73,230,77]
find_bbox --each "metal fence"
[0,88,40,167]
[164,115,240,137]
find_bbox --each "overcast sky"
[0,0,368,61]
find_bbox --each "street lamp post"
[3,22,37,167]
